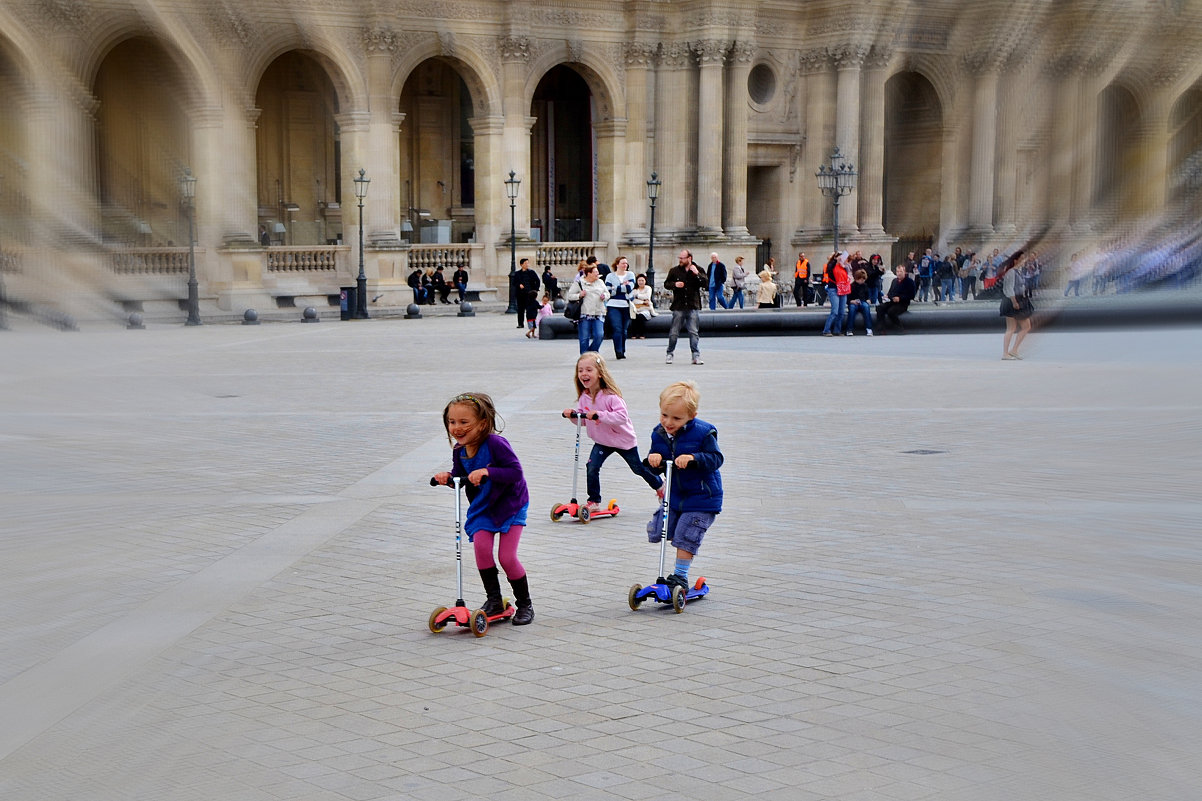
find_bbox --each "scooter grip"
[429,477,440,486]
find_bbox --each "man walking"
[515,258,541,329]
[665,249,706,364]
[707,252,730,310]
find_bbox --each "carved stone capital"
[828,44,870,71]
[499,35,531,62]
[799,48,828,74]
[731,41,756,65]
[661,41,693,70]
[865,45,892,70]
[624,41,658,67]
[694,39,728,66]
[362,27,397,53]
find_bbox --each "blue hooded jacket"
[647,418,723,514]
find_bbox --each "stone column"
[798,49,831,241]
[857,46,889,239]
[966,58,1000,236]
[1137,81,1175,220]
[364,50,401,245]
[655,41,694,235]
[499,35,533,236]
[694,39,726,236]
[622,42,656,242]
[723,41,754,239]
[1071,68,1102,231]
[335,109,371,278]
[594,119,626,248]
[993,67,1020,237]
[468,115,504,278]
[832,44,867,237]
[1047,57,1082,233]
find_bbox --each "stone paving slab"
[0,316,1200,800]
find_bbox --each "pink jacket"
[575,390,638,450]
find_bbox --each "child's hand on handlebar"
[674,455,694,469]
[647,453,662,468]
[468,468,489,486]
[432,471,451,485]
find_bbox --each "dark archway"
[398,59,476,243]
[884,71,942,263]
[1170,86,1202,206]
[255,52,341,245]
[94,38,192,245]
[531,65,593,242]
[1095,84,1141,222]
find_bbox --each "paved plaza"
[1,314,1200,800]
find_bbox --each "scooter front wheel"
[628,584,644,611]
[550,503,566,522]
[428,606,449,633]
[470,609,489,637]
[670,586,686,614]
[578,505,591,523]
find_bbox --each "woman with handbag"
[566,263,610,355]
[999,252,1033,360]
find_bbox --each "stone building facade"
[0,0,1199,318]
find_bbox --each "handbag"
[563,283,583,321]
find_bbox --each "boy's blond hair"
[659,381,699,417]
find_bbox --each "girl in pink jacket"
[561,352,664,512]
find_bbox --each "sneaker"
[845,331,854,336]
[585,500,602,513]
[512,603,535,626]
[867,330,874,336]
[663,574,690,593]
[692,355,704,365]
[1008,352,1023,360]
[480,596,505,616]
[822,332,833,337]
[665,352,674,364]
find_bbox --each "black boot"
[478,566,503,615]
[509,574,534,625]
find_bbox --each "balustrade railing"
[266,246,340,272]
[110,248,191,274]
[536,243,598,269]
[408,245,472,271]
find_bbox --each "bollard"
[126,312,145,330]
[242,309,260,325]
[552,297,566,313]
[301,306,319,323]
[457,301,475,317]
[405,303,422,319]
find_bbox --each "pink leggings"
[472,524,525,579]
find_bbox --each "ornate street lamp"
[646,171,661,288]
[815,147,857,254]
[504,170,520,314]
[179,167,201,326]
[353,168,370,319]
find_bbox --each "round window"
[748,64,776,105]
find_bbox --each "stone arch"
[1170,83,1202,202]
[244,36,365,119]
[1095,81,1141,219]
[391,40,502,119]
[79,24,217,116]
[883,70,945,256]
[524,45,625,123]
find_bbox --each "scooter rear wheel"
[628,584,644,611]
[428,606,449,633]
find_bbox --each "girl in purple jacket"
[561,353,664,513]
[433,392,535,625]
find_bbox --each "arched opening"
[884,71,942,264]
[1095,84,1141,222]
[94,38,192,245]
[1170,86,1202,207]
[255,52,341,246]
[0,44,30,264]
[398,59,476,244]
[531,65,593,242]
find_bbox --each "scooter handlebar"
[429,477,440,486]
[567,411,599,420]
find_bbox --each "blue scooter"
[627,457,710,613]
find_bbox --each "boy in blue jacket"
[645,381,724,593]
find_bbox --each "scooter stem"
[453,476,464,606]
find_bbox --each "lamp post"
[504,170,520,314]
[646,171,660,288]
[179,167,201,326]
[353,168,370,319]
[815,147,857,254]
